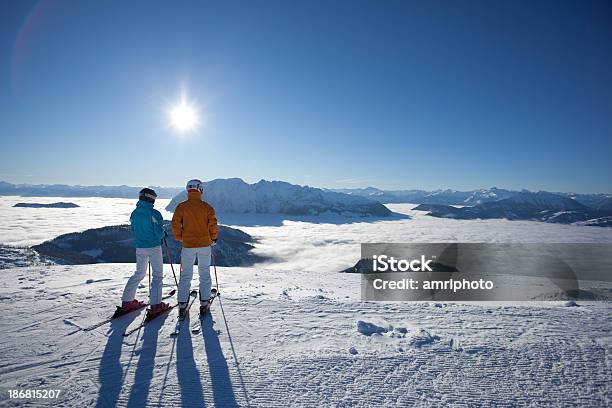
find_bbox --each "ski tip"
[168,289,177,296]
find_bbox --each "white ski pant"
[122,246,164,305]
[178,246,212,306]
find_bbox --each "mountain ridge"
[2,180,610,210]
[330,186,611,208]
[165,178,392,217]
[413,191,612,227]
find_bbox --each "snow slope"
[0,264,610,407]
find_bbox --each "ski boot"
[113,299,145,317]
[200,288,217,316]
[146,302,171,321]
[178,303,190,320]
[199,303,210,316]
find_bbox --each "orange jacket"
[171,191,219,248]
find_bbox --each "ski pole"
[211,246,220,295]
[162,238,180,289]
[147,260,151,301]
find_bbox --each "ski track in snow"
[0,264,610,407]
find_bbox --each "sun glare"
[169,101,198,133]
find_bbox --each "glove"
[211,238,218,247]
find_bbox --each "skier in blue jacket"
[116,188,170,319]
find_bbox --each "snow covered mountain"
[166,178,392,217]
[414,191,612,226]
[331,186,610,207]
[332,187,518,205]
[327,187,430,204]
[492,191,590,211]
[461,187,516,205]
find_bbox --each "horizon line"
[0,179,610,196]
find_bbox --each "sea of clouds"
[2,198,612,273]
[0,196,173,247]
[233,204,612,272]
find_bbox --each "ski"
[121,305,176,337]
[169,290,199,337]
[83,289,176,332]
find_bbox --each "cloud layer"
[2,199,611,273]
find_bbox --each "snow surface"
[0,264,610,407]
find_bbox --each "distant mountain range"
[412,191,612,227]
[3,180,609,209]
[329,187,612,227]
[0,181,182,198]
[3,180,610,223]
[330,186,611,208]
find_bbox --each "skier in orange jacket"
[172,179,218,317]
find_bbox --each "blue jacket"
[130,200,165,248]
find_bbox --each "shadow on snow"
[200,313,239,407]
[176,322,207,406]
[96,302,247,407]
[96,312,144,408]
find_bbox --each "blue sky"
[0,0,611,193]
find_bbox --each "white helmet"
[186,179,203,193]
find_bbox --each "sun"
[169,101,198,133]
